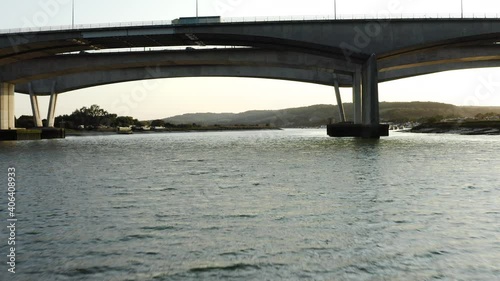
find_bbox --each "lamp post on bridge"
[461,0,463,18]
[72,0,75,28]
[196,0,199,18]
[334,0,337,20]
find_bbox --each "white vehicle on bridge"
[172,16,221,25]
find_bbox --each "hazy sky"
[2,0,500,120]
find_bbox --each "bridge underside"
[1,54,388,138]
[3,45,500,94]
[15,66,351,94]
[2,55,499,138]
[1,18,500,138]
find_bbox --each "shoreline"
[66,126,281,137]
[409,121,500,135]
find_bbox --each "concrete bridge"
[1,17,499,137]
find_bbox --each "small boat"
[116,127,133,134]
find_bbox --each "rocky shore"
[410,121,500,135]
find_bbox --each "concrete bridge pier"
[37,82,65,139]
[28,83,43,127]
[353,68,362,125]
[47,92,58,128]
[327,54,389,138]
[333,73,346,123]
[28,81,59,128]
[0,82,64,141]
[30,95,43,127]
[0,82,16,130]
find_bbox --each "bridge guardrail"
[0,13,498,34]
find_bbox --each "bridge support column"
[29,83,43,127]
[353,68,362,125]
[333,73,346,123]
[47,92,58,128]
[0,83,15,130]
[327,54,388,138]
[30,95,43,127]
[362,54,379,126]
[359,54,388,138]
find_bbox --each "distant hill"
[163,102,500,127]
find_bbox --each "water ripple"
[2,130,499,281]
[60,265,129,277]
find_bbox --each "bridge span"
[1,17,500,138]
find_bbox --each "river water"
[0,129,499,280]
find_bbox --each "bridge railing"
[0,13,498,34]
[222,12,500,22]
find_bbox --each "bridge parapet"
[1,13,499,34]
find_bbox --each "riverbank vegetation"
[14,102,500,132]
[15,104,278,132]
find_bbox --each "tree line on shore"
[16,104,173,130]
